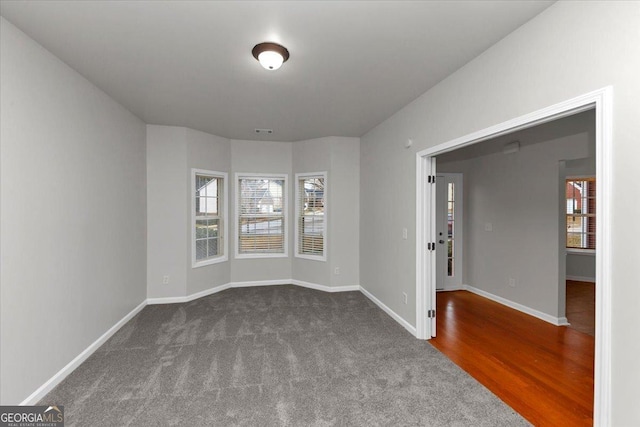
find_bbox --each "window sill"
[235,253,288,260]
[295,254,327,262]
[566,248,596,256]
[192,255,228,268]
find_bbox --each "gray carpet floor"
[40,285,529,426]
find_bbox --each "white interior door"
[436,173,463,290]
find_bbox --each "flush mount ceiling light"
[252,42,290,71]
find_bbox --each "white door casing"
[415,87,612,426]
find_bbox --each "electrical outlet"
[163,275,170,285]
[508,278,516,288]
[402,292,408,304]
[334,267,340,275]
[402,228,408,240]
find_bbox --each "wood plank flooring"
[430,290,594,427]
[566,280,595,336]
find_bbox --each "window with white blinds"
[295,173,326,261]
[566,177,596,250]
[192,169,228,267]
[236,174,287,258]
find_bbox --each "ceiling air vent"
[255,128,273,135]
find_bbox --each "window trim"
[565,175,596,254]
[294,172,328,262]
[235,172,289,259]
[191,169,229,268]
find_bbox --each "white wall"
[360,2,640,423]
[0,18,147,404]
[146,126,231,298]
[438,111,593,319]
[147,133,360,293]
[185,128,231,294]
[328,138,360,287]
[293,138,332,286]
[230,140,293,283]
[147,126,188,298]
[292,137,360,288]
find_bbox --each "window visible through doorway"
[566,177,596,250]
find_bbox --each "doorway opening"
[415,87,612,425]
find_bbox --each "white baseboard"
[567,275,596,283]
[359,287,417,337]
[147,283,231,305]
[437,285,465,292]
[292,279,360,293]
[463,285,567,326]
[23,279,409,406]
[229,279,291,288]
[20,300,147,405]
[148,279,359,305]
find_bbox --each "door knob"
[439,240,445,244]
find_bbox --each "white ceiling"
[0,1,554,142]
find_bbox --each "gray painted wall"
[185,128,231,294]
[293,138,332,286]
[292,137,360,287]
[360,2,640,422]
[147,133,360,293]
[0,18,147,404]
[147,126,188,298]
[328,138,360,287]
[146,125,231,299]
[230,140,293,283]
[438,111,593,319]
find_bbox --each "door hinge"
[427,242,436,251]
[427,309,436,318]
[427,175,436,184]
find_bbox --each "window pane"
[207,238,218,257]
[194,173,224,263]
[208,219,219,238]
[196,239,207,260]
[196,196,207,216]
[566,178,596,250]
[207,197,218,215]
[196,220,208,238]
[238,176,286,254]
[303,215,324,234]
[196,175,209,194]
[299,176,325,256]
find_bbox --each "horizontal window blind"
[566,178,596,250]
[296,174,325,259]
[238,177,286,254]
[194,172,224,263]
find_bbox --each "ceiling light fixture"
[252,42,290,71]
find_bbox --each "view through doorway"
[415,87,612,424]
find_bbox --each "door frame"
[415,86,612,426]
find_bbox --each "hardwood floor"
[566,280,595,336]
[430,291,594,427]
